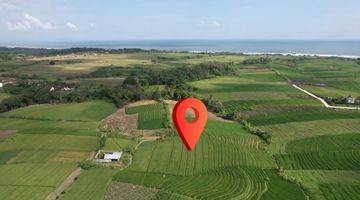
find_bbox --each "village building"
[103,152,122,162]
[346,96,355,104]
[61,86,74,91]
[356,99,360,104]
[0,82,3,88]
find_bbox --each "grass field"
[60,169,117,200]
[103,136,135,151]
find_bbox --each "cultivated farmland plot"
[125,103,167,130]
[0,102,114,200]
[0,101,117,121]
[0,52,360,199]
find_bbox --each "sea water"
[3,40,360,58]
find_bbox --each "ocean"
[4,40,360,58]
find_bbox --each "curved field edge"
[112,166,305,200]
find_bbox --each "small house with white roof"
[347,96,355,104]
[103,152,122,162]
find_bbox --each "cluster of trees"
[203,96,225,114]
[0,62,234,112]
[325,96,360,105]
[242,57,270,65]
[0,47,152,60]
[124,62,235,86]
[0,80,149,112]
[120,62,235,100]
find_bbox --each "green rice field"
[125,103,167,130]
[0,51,359,199]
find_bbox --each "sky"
[0,0,360,44]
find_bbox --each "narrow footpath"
[292,84,360,110]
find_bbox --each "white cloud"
[66,22,78,30]
[23,13,56,30]
[199,20,222,28]
[6,21,30,31]
[0,0,17,10]
[6,13,56,31]
[211,20,221,28]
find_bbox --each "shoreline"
[1,45,360,59]
[190,51,360,59]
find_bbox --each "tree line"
[0,62,234,112]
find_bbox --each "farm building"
[347,96,355,104]
[103,151,122,162]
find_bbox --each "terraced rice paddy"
[286,134,360,153]
[246,108,360,126]
[114,166,305,199]
[188,63,360,200]
[128,121,274,175]
[112,120,306,199]
[125,103,167,130]
[319,184,360,200]
[283,170,360,199]
[276,151,360,170]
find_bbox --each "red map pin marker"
[172,98,208,151]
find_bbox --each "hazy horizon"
[2,40,360,57]
[1,0,360,44]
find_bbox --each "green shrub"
[241,120,272,144]
[98,136,106,150]
[78,160,96,170]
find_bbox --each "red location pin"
[172,98,208,151]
